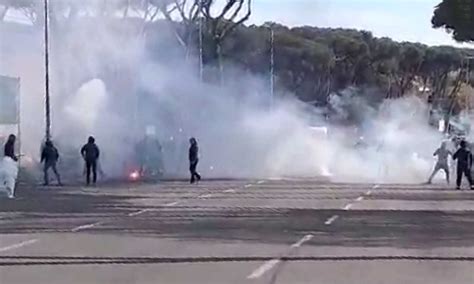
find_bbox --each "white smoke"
[0,11,450,184]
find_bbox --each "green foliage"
[432,0,474,42]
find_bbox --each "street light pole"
[270,28,274,108]
[44,0,51,141]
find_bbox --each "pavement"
[1,178,474,284]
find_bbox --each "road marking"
[324,215,339,225]
[291,234,313,248]
[373,184,380,189]
[128,209,150,217]
[356,196,364,202]
[198,194,213,199]
[257,180,265,184]
[223,189,236,193]
[343,203,353,210]
[247,259,281,279]
[248,234,313,279]
[244,184,253,188]
[366,190,372,196]
[0,239,38,252]
[71,222,100,232]
[165,201,180,206]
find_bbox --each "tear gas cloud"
[0,13,450,184]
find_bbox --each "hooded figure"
[1,134,18,198]
[3,134,17,161]
[81,136,100,185]
[427,141,452,184]
[41,140,62,186]
[189,137,201,184]
[453,140,473,190]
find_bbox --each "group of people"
[2,134,202,191]
[428,139,473,190]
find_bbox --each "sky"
[250,0,473,47]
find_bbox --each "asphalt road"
[1,178,474,284]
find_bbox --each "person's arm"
[40,148,46,163]
[95,145,100,159]
[453,149,460,160]
[80,145,86,159]
[433,149,439,156]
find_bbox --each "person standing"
[427,142,452,184]
[41,140,62,186]
[81,136,100,185]
[189,137,201,184]
[3,134,17,161]
[2,134,18,198]
[453,140,473,190]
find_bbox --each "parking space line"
[164,201,180,206]
[0,239,38,253]
[291,234,313,248]
[128,209,150,217]
[71,222,100,232]
[257,180,265,184]
[198,194,213,199]
[223,189,236,193]
[356,196,364,202]
[343,203,353,210]
[248,234,313,279]
[244,184,253,188]
[324,215,339,225]
[247,259,281,279]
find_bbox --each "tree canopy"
[432,0,474,42]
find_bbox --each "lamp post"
[44,0,51,140]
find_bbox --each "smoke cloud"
[0,12,450,184]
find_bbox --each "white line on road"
[198,194,213,199]
[223,189,236,193]
[71,222,100,232]
[291,234,314,248]
[257,180,265,184]
[128,209,150,217]
[324,215,339,225]
[366,190,372,196]
[0,239,38,252]
[248,234,313,279]
[247,259,281,279]
[244,184,253,188]
[356,196,364,202]
[165,201,180,206]
[373,184,380,189]
[343,203,353,210]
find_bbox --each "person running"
[3,134,17,161]
[41,140,62,186]
[189,137,201,184]
[427,142,451,184]
[81,136,100,185]
[453,140,473,190]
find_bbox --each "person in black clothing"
[453,140,473,190]
[81,136,100,185]
[189,137,201,184]
[3,134,17,161]
[41,140,62,186]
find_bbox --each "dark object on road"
[3,134,17,161]
[41,140,62,186]
[81,136,100,185]
[189,137,201,184]
[453,140,473,190]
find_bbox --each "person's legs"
[51,163,62,185]
[189,161,197,183]
[456,167,463,189]
[86,161,92,185]
[464,167,473,189]
[43,163,50,185]
[428,164,441,184]
[442,166,450,184]
[91,160,97,184]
